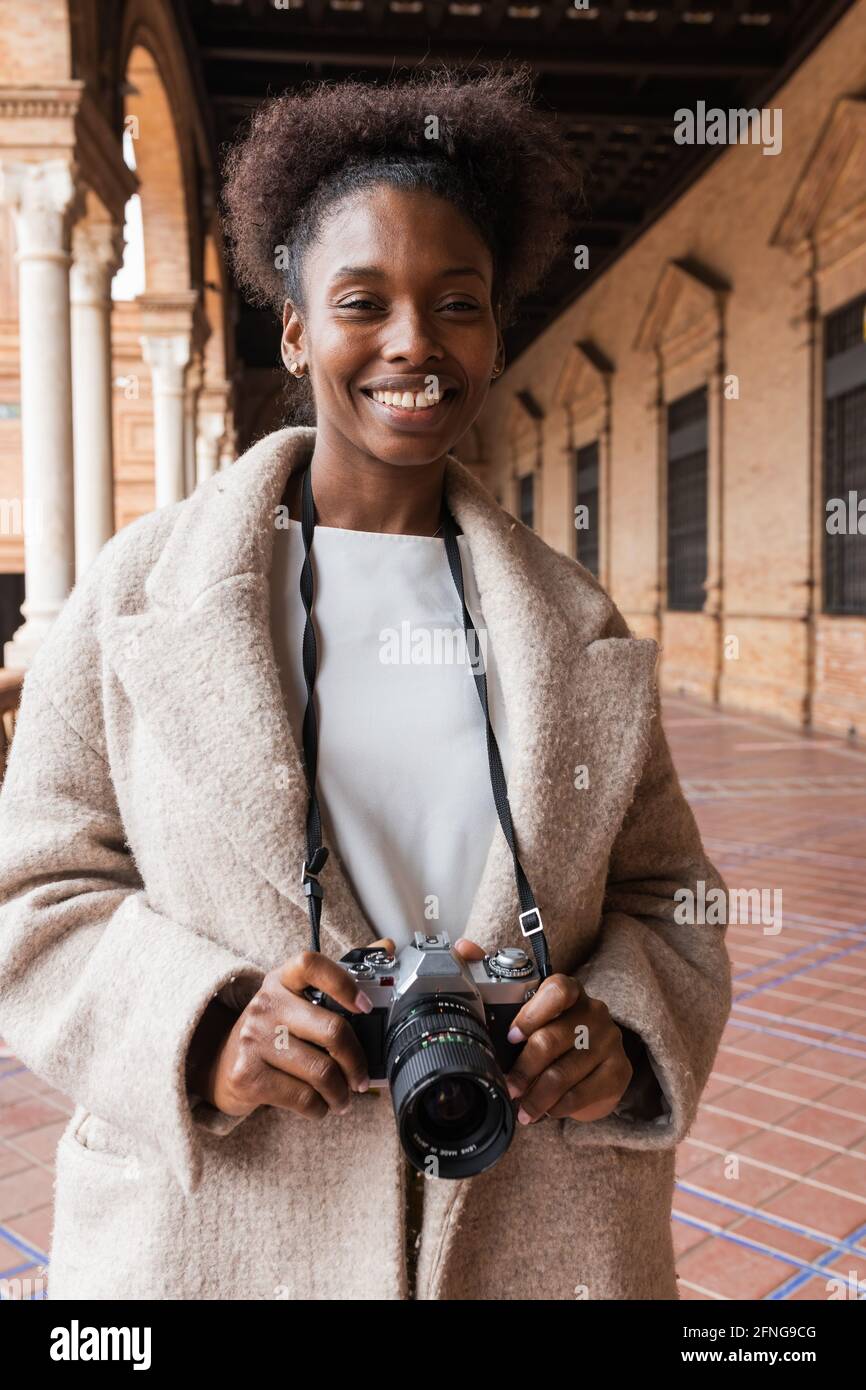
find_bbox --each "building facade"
[480,1,866,740]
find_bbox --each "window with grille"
[574,441,600,576]
[518,473,534,530]
[666,386,708,612]
[823,292,866,616]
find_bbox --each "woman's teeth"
[369,388,445,410]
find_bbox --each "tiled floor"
[665,697,866,1301]
[0,1070,70,1299]
[1,694,864,1300]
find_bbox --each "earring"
[289,361,304,376]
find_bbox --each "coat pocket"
[63,1106,141,1170]
[49,1120,156,1299]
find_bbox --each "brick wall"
[479,0,866,741]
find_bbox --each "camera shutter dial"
[347,960,377,979]
[487,947,533,979]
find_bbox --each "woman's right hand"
[192,939,395,1120]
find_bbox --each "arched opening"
[111,37,195,523]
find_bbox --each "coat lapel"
[101,425,659,970]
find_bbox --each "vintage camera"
[307,931,540,1179]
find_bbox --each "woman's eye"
[338,299,479,312]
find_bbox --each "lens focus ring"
[385,1002,493,1079]
[390,1034,502,1122]
[385,1000,515,1178]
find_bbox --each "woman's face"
[281,183,503,466]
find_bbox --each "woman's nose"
[381,309,444,366]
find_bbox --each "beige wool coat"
[0,424,732,1301]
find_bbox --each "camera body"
[309,931,540,1179]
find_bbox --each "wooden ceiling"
[177,0,857,368]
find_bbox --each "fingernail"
[507,1025,525,1044]
[517,1107,532,1125]
[355,991,373,1013]
[506,1078,523,1100]
[356,1078,370,1093]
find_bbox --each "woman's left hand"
[453,938,633,1125]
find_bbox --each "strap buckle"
[518,907,544,938]
[302,870,322,900]
[302,846,329,899]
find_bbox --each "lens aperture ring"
[385,1000,494,1078]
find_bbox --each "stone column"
[218,414,237,472]
[196,411,224,485]
[141,334,190,508]
[183,354,202,496]
[71,219,123,580]
[0,160,77,670]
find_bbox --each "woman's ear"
[492,302,505,375]
[281,298,306,374]
[492,328,505,379]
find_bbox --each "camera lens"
[420,1077,486,1134]
[385,997,515,1179]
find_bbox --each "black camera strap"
[295,456,552,981]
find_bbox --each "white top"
[268,518,511,951]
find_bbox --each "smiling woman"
[223,71,583,543]
[0,61,732,1303]
[218,68,583,540]
[221,64,584,446]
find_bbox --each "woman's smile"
[359,381,460,432]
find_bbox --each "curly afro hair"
[220,61,585,424]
